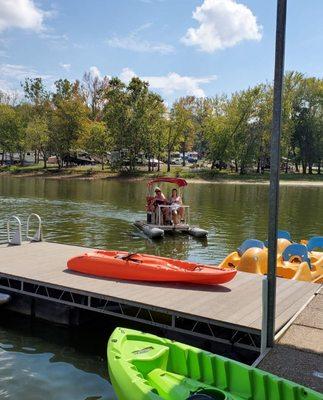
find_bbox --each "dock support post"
[265,0,287,349]
[261,277,268,353]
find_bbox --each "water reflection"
[0,313,115,400]
[0,177,322,264]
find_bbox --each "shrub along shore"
[1,163,322,186]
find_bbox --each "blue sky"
[0,0,322,104]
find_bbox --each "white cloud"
[0,63,40,79]
[0,0,48,33]
[89,66,102,79]
[182,0,262,53]
[106,23,174,55]
[119,67,217,97]
[0,63,51,100]
[119,67,136,82]
[59,63,71,71]
[0,63,52,95]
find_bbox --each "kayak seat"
[237,239,265,256]
[277,230,292,241]
[307,236,323,252]
[147,368,227,400]
[126,341,169,378]
[115,253,142,263]
[282,244,311,267]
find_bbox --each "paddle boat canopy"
[134,177,208,239]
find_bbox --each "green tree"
[51,79,89,167]
[82,72,110,121]
[0,104,18,165]
[79,121,111,170]
[103,77,165,172]
[291,77,323,174]
[15,103,35,166]
[201,95,230,169]
[25,115,51,168]
[171,97,195,166]
[22,77,52,164]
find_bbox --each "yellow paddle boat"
[218,234,323,284]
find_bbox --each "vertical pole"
[266,0,287,348]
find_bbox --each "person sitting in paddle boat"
[151,187,168,224]
[169,188,184,225]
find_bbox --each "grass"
[150,167,323,182]
[1,163,322,182]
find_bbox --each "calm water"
[0,176,322,399]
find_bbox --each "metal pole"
[266,0,287,348]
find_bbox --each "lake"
[0,176,322,399]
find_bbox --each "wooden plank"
[0,242,319,332]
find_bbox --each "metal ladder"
[26,213,43,242]
[6,214,43,245]
[7,215,22,245]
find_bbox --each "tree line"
[0,71,322,174]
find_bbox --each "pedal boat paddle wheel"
[134,177,208,239]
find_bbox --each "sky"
[0,0,322,104]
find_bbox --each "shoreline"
[1,169,323,187]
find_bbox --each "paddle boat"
[219,233,323,283]
[67,250,236,285]
[134,178,208,239]
[108,327,322,400]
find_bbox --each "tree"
[79,121,111,169]
[281,71,305,172]
[201,95,230,169]
[50,79,89,167]
[171,97,195,166]
[0,104,18,165]
[225,86,266,174]
[103,77,165,172]
[291,77,323,174]
[22,77,53,164]
[142,92,166,172]
[26,116,50,168]
[23,77,49,108]
[82,71,110,121]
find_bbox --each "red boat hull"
[67,250,236,285]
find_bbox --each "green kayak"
[108,327,322,400]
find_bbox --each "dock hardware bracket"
[26,213,43,242]
[7,215,22,246]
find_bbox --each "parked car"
[63,152,96,166]
[170,158,182,165]
[144,158,163,167]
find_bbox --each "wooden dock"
[0,241,320,351]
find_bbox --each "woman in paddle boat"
[169,188,184,224]
[152,187,168,224]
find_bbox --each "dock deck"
[0,241,320,351]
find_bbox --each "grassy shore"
[1,163,323,185]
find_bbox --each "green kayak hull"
[108,327,322,400]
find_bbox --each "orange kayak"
[67,250,237,285]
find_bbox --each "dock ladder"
[6,214,43,245]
